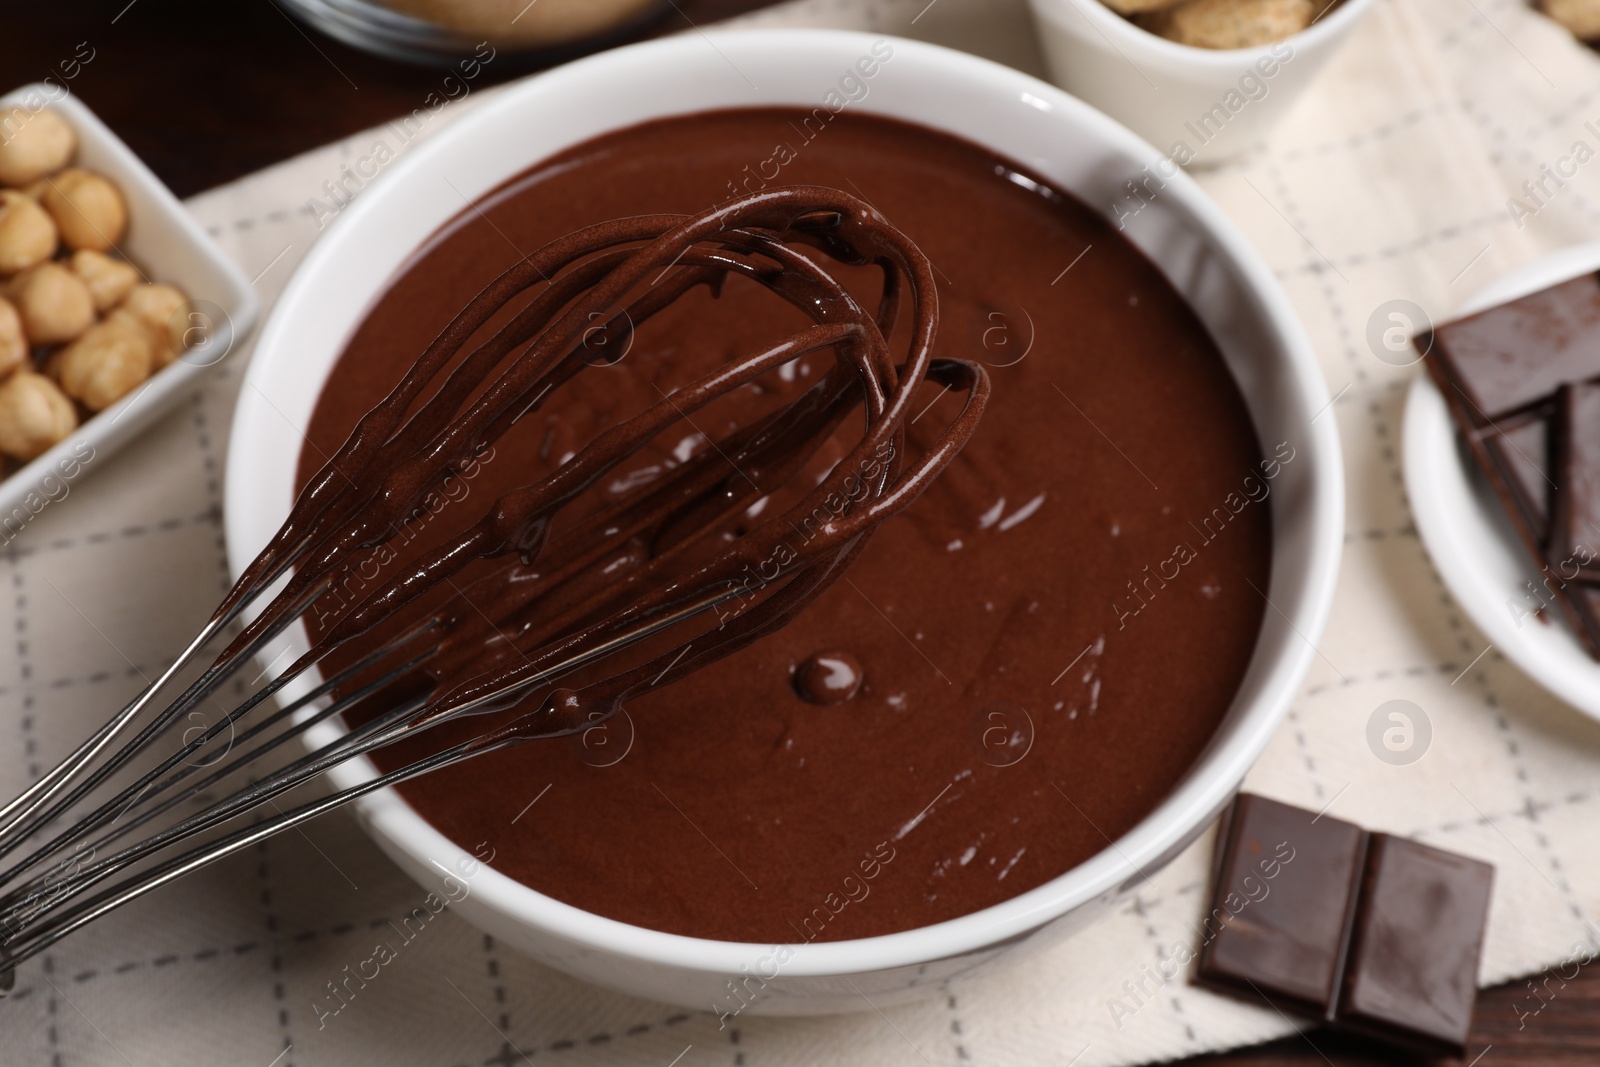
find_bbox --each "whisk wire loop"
[0,187,989,987]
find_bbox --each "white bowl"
[1027,0,1378,163]
[224,29,1343,1013]
[0,85,258,533]
[1404,242,1600,722]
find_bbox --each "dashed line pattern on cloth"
[204,203,318,236]
[1261,161,1368,385]
[258,838,297,1067]
[1461,96,1600,226]
[1276,101,1456,162]
[1345,524,1418,543]
[1434,0,1524,50]
[1271,211,1510,281]
[2,508,220,562]
[948,993,972,1063]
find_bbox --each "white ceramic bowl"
[225,29,1343,1013]
[1027,0,1377,163]
[0,85,258,534]
[1405,242,1600,722]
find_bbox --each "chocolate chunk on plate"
[1423,274,1600,658]
[1551,381,1600,577]
[1479,407,1553,547]
[1424,272,1600,424]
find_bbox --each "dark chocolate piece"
[1425,272,1600,422]
[1196,794,1366,1016]
[1197,795,1494,1060]
[1551,382,1600,577]
[1424,276,1600,658]
[1478,407,1552,547]
[1336,834,1494,1057]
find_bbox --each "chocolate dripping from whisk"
[0,193,919,848]
[219,186,979,734]
[0,187,968,869]
[280,202,988,737]
[423,355,988,736]
[0,188,987,981]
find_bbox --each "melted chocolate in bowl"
[296,109,1272,944]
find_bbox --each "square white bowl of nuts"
[0,83,258,534]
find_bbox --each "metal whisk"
[0,186,987,990]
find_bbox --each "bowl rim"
[1029,0,1380,65]
[225,27,1343,979]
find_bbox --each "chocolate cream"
[295,109,1273,943]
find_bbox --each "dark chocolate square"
[1427,272,1600,423]
[1424,276,1600,659]
[1196,794,1367,1017]
[1478,408,1552,547]
[1335,834,1494,1057]
[1551,381,1600,575]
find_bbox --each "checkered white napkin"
[5,0,1600,1063]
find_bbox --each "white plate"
[1404,241,1600,720]
[0,84,259,533]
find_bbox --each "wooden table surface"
[4,3,1596,1064]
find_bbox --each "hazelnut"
[41,169,127,252]
[1543,0,1600,38]
[0,190,58,276]
[1144,0,1312,48]
[70,250,139,314]
[0,371,77,461]
[0,298,26,379]
[0,108,76,187]
[57,314,153,411]
[8,262,94,345]
[119,282,188,367]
